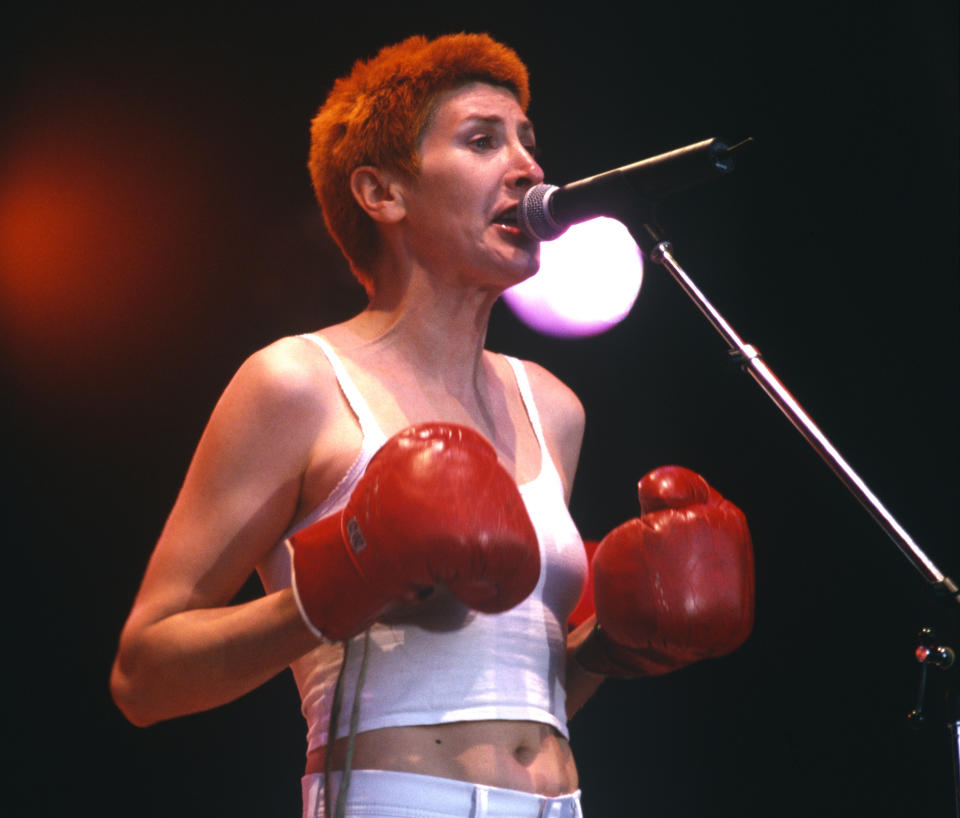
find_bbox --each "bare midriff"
[304,719,578,797]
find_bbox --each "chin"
[490,259,538,291]
[517,251,541,281]
[471,242,540,289]
[505,241,541,275]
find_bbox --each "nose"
[506,142,544,190]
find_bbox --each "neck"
[339,265,504,399]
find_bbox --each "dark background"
[3,1,957,815]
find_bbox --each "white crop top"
[257,334,587,752]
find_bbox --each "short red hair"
[308,33,530,298]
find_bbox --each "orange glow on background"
[0,150,144,332]
[0,78,214,393]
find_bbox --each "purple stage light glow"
[503,217,643,338]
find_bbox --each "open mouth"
[491,204,538,249]
[492,205,520,229]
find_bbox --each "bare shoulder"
[166,333,347,546]
[210,335,343,438]
[515,358,585,498]
[230,335,334,405]
[517,358,585,431]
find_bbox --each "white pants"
[301,770,583,817]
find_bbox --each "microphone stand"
[623,212,960,815]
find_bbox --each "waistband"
[302,769,583,817]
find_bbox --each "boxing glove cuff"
[287,513,388,643]
[575,623,681,679]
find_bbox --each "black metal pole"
[630,220,958,603]
[626,217,959,815]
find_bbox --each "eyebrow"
[460,114,536,140]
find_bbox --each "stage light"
[503,217,643,338]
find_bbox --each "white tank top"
[257,334,587,752]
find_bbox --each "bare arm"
[110,339,333,727]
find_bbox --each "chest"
[292,358,543,533]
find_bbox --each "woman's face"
[398,82,545,288]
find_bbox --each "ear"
[349,166,406,224]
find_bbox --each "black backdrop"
[4,2,957,815]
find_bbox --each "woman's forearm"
[110,588,319,727]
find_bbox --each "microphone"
[519,137,751,241]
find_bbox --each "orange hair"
[308,33,530,298]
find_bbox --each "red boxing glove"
[576,465,754,677]
[289,423,541,642]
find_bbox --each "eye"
[469,134,496,151]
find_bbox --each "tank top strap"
[502,354,564,489]
[297,333,386,445]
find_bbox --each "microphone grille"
[519,184,564,241]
